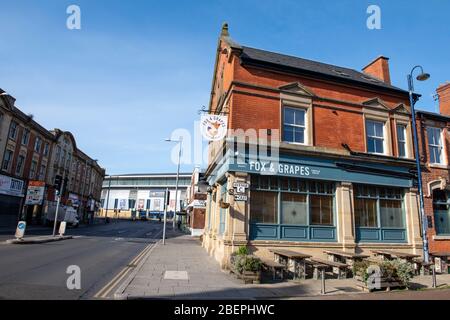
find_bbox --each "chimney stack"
[437,82,450,116]
[362,56,391,84]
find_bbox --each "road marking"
[94,240,156,299]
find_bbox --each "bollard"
[321,269,326,295]
[432,264,437,288]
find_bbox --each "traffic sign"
[15,221,26,239]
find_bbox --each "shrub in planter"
[230,246,249,267]
[353,259,414,288]
[391,259,414,287]
[233,255,262,274]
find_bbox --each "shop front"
[203,149,424,267]
[0,174,25,229]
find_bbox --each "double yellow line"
[94,238,160,299]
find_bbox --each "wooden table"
[270,249,312,280]
[371,250,420,262]
[323,250,369,277]
[324,250,369,265]
[430,252,450,274]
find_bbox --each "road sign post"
[59,221,67,236]
[15,221,26,240]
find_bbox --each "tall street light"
[408,65,430,263]
[165,137,183,229]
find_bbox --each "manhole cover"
[164,271,189,280]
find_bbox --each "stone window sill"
[433,235,450,240]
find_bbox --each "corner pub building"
[202,24,424,268]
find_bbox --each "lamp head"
[416,72,430,81]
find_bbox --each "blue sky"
[0,0,448,174]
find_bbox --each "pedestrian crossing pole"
[162,188,169,245]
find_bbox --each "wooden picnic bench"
[324,250,369,265]
[261,259,285,280]
[269,249,312,280]
[309,258,349,279]
[304,259,330,280]
[412,258,433,275]
[371,250,420,262]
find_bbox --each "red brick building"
[417,83,450,262]
[203,24,423,267]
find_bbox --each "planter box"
[355,275,405,292]
[229,265,261,284]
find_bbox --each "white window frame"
[396,124,407,158]
[366,119,386,155]
[283,106,307,145]
[427,127,444,164]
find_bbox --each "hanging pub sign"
[25,181,46,205]
[200,115,228,141]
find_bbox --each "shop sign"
[192,199,206,207]
[200,115,228,141]
[25,181,46,205]
[234,194,248,201]
[68,193,80,207]
[249,161,320,176]
[0,174,24,197]
[233,182,249,193]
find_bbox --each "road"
[0,220,164,300]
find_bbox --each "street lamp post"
[408,65,430,263]
[165,137,183,229]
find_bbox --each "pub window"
[433,189,450,235]
[354,185,404,229]
[250,191,278,223]
[427,127,443,164]
[397,124,407,158]
[366,120,385,154]
[250,177,335,226]
[283,107,306,144]
[310,195,333,225]
[281,193,307,225]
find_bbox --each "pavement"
[117,229,450,300]
[0,219,164,300]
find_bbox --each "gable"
[279,82,315,97]
[362,97,391,110]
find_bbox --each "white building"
[100,173,191,219]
